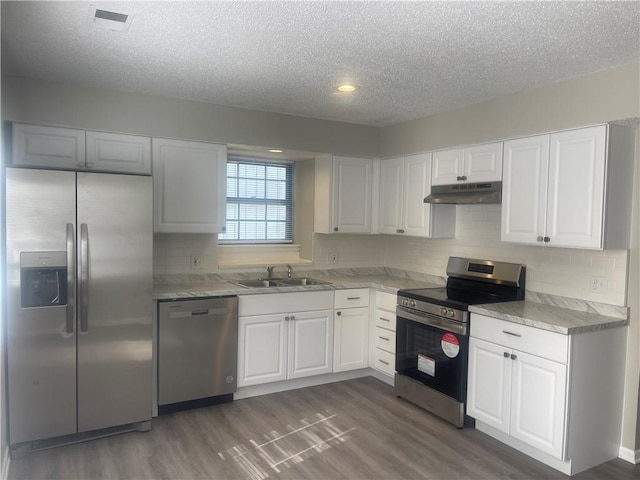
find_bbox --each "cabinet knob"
[543,236,550,243]
[461,175,467,181]
[397,229,405,234]
[510,354,517,360]
[536,236,544,242]
[333,227,339,232]
[336,311,341,316]
[285,316,290,321]
[456,176,462,181]
[290,315,295,321]
[503,352,509,358]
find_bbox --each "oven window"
[395,315,468,402]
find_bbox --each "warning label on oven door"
[417,354,436,377]
[441,332,460,358]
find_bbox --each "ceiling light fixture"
[269,149,283,153]
[336,84,359,93]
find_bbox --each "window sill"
[218,244,312,270]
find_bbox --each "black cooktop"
[398,286,516,310]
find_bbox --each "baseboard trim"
[1,446,10,480]
[618,446,640,464]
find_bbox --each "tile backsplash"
[153,204,628,306]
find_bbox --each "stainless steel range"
[395,257,526,428]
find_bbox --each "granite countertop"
[153,268,444,300]
[469,301,628,335]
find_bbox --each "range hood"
[424,181,502,204]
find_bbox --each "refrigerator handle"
[66,223,75,335]
[79,223,89,333]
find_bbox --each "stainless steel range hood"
[424,181,502,204]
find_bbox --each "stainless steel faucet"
[287,264,292,279]
[266,265,275,278]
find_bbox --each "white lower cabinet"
[468,337,566,458]
[371,291,397,377]
[333,289,370,372]
[237,291,334,387]
[468,313,627,475]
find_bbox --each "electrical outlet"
[190,255,203,269]
[328,252,338,264]
[590,276,608,294]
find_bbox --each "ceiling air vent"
[89,5,133,32]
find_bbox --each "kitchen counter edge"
[469,301,628,335]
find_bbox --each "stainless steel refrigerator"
[5,167,153,447]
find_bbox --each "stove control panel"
[400,298,417,308]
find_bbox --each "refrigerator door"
[6,168,78,444]
[76,173,153,432]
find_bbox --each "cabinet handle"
[347,297,361,300]
[502,330,521,337]
[510,354,517,360]
[378,359,390,366]
[379,317,391,322]
[456,176,462,181]
[379,336,390,341]
[503,352,509,358]
[397,229,405,234]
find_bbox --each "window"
[219,158,294,243]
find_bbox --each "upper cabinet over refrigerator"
[12,123,151,175]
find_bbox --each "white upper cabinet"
[152,138,227,234]
[12,123,151,174]
[315,155,373,234]
[431,142,503,185]
[86,131,151,174]
[12,123,86,170]
[501,124,635,249]
[379,153,455,238]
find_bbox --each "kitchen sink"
[231,277,332,288]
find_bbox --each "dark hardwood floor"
[9,377,640,479]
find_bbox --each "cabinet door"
[510,350,567,459]
[546,126,606,249]
[379,157,404,235]
[153,138,227,233]
[86,131,151,174]
[501,135,549,245]
[12,123,85,170]
[334,307,369,372]
[431,148,464,185]
[238,314,287,387]
[403,153,433,237]
[288,310,333,379]
[467,338,511,434]
[332,156,372,233]
[464,142,503,183]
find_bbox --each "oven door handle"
[396,307,467,335]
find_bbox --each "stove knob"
[402,299,409,307]
[448,309,456,318]
[440,307,448,316]
[410,300,416,308]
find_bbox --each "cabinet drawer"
[375,327,396,353]
[374,348,395,376]
[334,288,369,309]
[375,291,397,312]
[375,308,396,331]
[471,314,568,364]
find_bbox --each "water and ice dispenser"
[20,251,68,308]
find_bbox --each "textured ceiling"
[2,1,639,127]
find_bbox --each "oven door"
[395,307,468,403]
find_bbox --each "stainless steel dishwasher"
[158,296,238,414]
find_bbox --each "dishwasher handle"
[168,307,229,319]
